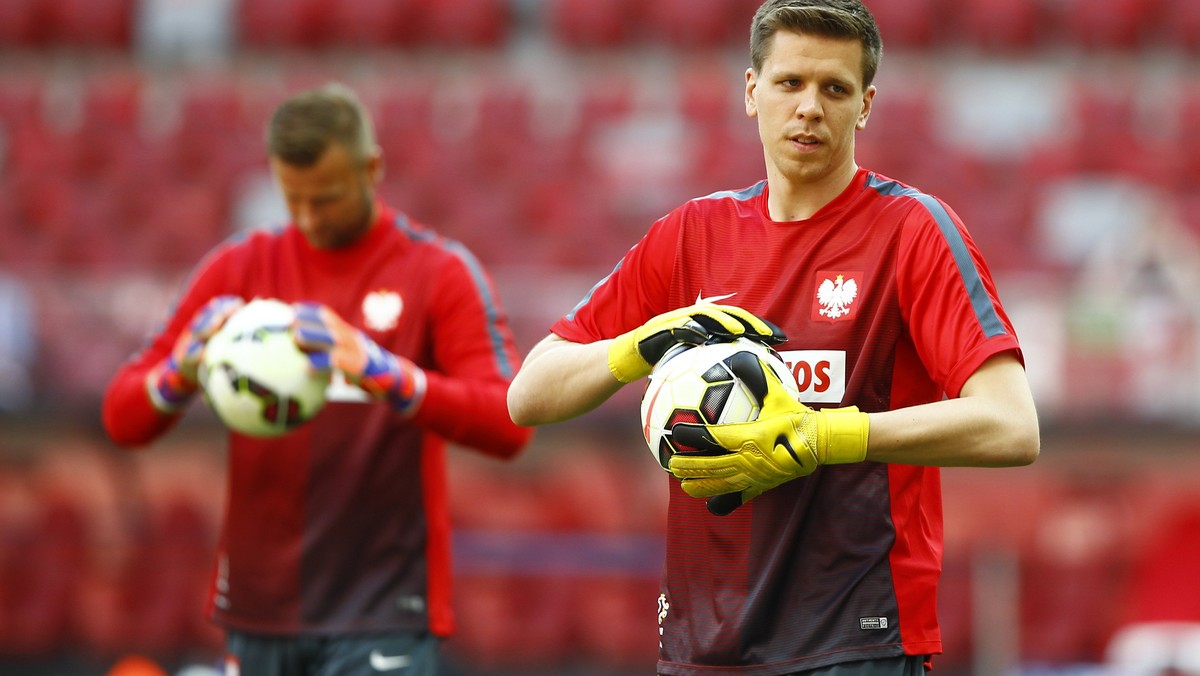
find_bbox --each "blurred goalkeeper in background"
[102,82,532,675]
[508,0,1040,674]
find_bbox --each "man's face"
[746,30,875,190]
[271,143,379,250]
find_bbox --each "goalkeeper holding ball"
[507,0,1040,674]
[102,83,531,675]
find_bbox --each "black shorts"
[224,629,438,676]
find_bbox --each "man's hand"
[607,303,786,383]
[292,302,426,416]
[146,295,244,412]
[668,355,869,516]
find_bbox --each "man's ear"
[745,68,759,118]
[857,85,876,131]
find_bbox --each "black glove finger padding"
[706,492,745,516]
[736,314,788,346]
[687,313,738,342]
[637,318,709,366]
[725,350,770,405]
[670,422,728,456]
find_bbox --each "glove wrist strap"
[358,338,427,418]
[145,356,197,413]
[607,334,648,384]
[387,364,427,418]
[818,407,870,464]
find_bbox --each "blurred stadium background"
[1,0,1200,674]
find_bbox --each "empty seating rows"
[2,0,1200,52]
[3,64,1200,276]
[4,431,1200,672]
[2,0,1199,53]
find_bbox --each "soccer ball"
[640,338,800,470]
[199,298,330,438]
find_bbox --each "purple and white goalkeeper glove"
[145,295,244,413]
[291,302,426,417]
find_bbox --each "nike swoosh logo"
[695,291,737,304]
[369,650,412,671]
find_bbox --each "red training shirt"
[552,169,1022,675]
[103,203,532,637]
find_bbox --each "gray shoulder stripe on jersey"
[867,175,1007,339]
[695,181,767,203]
[565,259,624,322]
[393,213,516,378]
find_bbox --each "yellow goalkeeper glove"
[668,355,869,516]
[607,303,785,383]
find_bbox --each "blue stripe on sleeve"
[394,214,515,378]
[867,175,1007,338]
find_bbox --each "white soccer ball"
[640,338,800,470]
[199,298,330,438]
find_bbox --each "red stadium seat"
[639,0,747,50]
[412,0,511,49]
[676,61,744,129]
[1117,498,1200,625]
[0,0,50,46]
[43,0,134,47]
[574,575,661,668]
[954,0,1042,51]
[450,574,576,669]
[0,72,45,131]
[80,68,143,130]
[236,0,323,48]
[116,498,217,658]
[1161,0,1200,51]
[865,0,941,49]
[547,0,636,49]
[1018,475,1140,664]
[321,0,421,47]
[1054,0,1164,50]
[0,497,88,657]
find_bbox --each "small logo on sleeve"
[860,616,890,630]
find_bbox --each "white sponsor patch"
[777,350,846,404]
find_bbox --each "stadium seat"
[954,0,1042,51]
[133,180,229,267]
[639,0,746,50]
[0,497,88,657]
[1161,0,1200,51]
[114,498,216,658]
[547,0,637,49]
[675,61,744,130]
[80,68,143,131]
[1018,474,1140,664]
[1117,498,1200,625]
[1055,0,1164,50]
[864,0,940,49]
[0,72,45,131]
[450,574,576,669]
[573,575,661,668]
[411,0,511,49]
[321,0,420,47]
[235,0,323,48]
[43,0,134,47]
[0,0,50,46]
